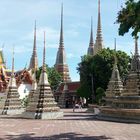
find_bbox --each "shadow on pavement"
[4,132,112,140]
[61,114,97,121]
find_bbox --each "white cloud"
[105,41,134,55]
[66,29,79,37]
[4,45,32,54]
[0,0,136,82]
[69,22,89,30]
[23,26,59,42]
[67,53,74,59]
[47,43,58,49]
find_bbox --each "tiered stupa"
[0,50,22,115]
[100,38,140,122]
[55,4,71,82]
[105,39,123,106]
[58,82,69,108]
[22,32,63,119]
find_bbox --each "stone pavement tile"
[0,109,139,140]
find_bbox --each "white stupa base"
[0,108,24,115]
[22,111,63,119]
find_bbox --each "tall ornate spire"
[131,38,140,71]
[8,48,16,87]
[43,31,46,72]
[87,17,94,55]
[55,4,66,65]
[29,21,38,72]
[114,38,117,65]
[39,31,49,85]
[95,0,103,54]
[135,38,138,55]
[60,3,64,48]
[11,47,14,78]
[90,17,94,46]
[55,4,71,82]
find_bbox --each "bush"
[0,97,2,101]
[21,96,29,108]
[95,87,105,105]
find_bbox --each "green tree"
[95,87,105,105]
[117,0,140,38]
[36,65,62,91]
[77,83,91,98]
[77,48,130,101]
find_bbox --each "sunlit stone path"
[0,109,139,140]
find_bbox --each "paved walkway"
[0,109,139,140]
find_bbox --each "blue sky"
[0,0,139,81]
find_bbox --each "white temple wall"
[18,83,32,99]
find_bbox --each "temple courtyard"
[0,109,139,140]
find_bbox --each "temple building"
[16,69,32,99]
[55,81,80,108]
[87,0,103,55]
[0,49,11,92]
[17,22,39,99]
[54,4,71,82]
[0,22,38,99]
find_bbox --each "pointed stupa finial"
[131,38,140,71]
[39,31,49,85]
[114,38,116,52]
[87,17,94,55]
[59,3,64,48]
[98,0,100,13]
[89,16,94,46]
[43,31,46,72]
[97,0,101,32]
[29,20,38,71]
[95,0,103,53]
[135,37,138,55]
[11,47,15,77]
[8,47,17,87]
[33,20,37,56]
[114,38,117,65]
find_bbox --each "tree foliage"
[21,95,29,108]
[36,65,62,91]
[77,83,91,98]
[77,48,130,101]
[117,0,140,38]
[95,87,105,105]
